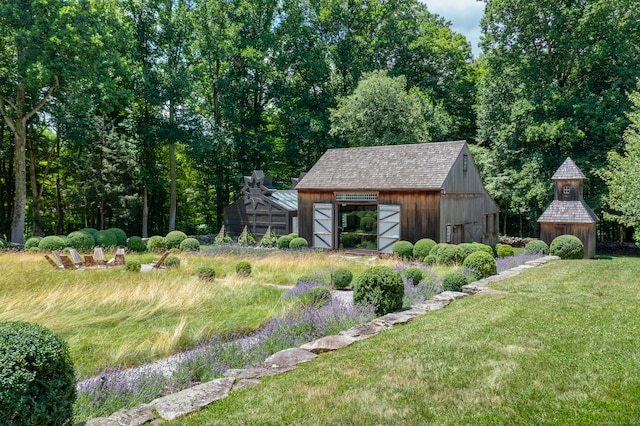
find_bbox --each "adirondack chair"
[52,251,77,270]
[44,254,62,269]
[108,247,125,266]
[93,247,106,266]
[83,255,97,267]
[69,249,85,267]
[153,251,171,269]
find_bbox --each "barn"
[537,157,598,258]
[294,141,500,252]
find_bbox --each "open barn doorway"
[337,204,378,250]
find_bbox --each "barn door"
[378,204,400,253]
[313,203,333,249]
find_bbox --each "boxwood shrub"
[66,231,95,251]
[472,242,494,256]
[164,255,181,269]
[353,266,404,316]
[525,239,549,255]
[127,236,147,252]
[38,236,66,251]
[235,261,252,277]
[301,286,332,308]
[428,243,448,257]
[289,237,309,249]
[106,227,127,247]
[436,244,464,265]
[463,251,497,278]
[550,235,584,259]
[331,268,353,289]
[180,237,201,251]
[25,237,42,250]
[125,260,141,272]
[147,235,166,253]
[0,321,76,425]
[165,230,188,249]
[413,238,436,260]
[277,235,294,249]
[392,240,414,259]
[94,230,117,249]
[80,227,98,237]
[340,232,358,248]
[495,243,515,258]
[442,272,468,292]
[401,266,424,285]
[198,266,217,282]
[459,242,480,260]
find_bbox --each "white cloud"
[420,0,485,57]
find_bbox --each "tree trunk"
[11,118,27,244]
[169,140,176,231]
[142,183,149,238]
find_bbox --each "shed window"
[446,225,452,243]
[463,154,468,173]
[563,185,570,195]
[335,193,377,202]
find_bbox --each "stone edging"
[81,255,559,425]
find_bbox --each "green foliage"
[127,236,147,253]
[441,272,468,292]
[259,228,278,248]
[25,237,43,250]
[459,243,480,260]
[198,267,217,282]
[473,242,494,256]
[235,261,252,277]
[331,268,353,289]
[164,255,181,269]
[436,244,464,265]
[413,238,436,260]
[495,243,515,258]
[66,231,95,251]
[392,241,414,259]
[80,228,98,236]
[424,255,437,266]
[180,237,201,251]
[429,243,448,257]
[238,227,256,246]
[38,236,66,251]
[525,240,549,255]
[353,266,404,316]
[463,251,497,278]
[0,239,5,249]
[214,226,232,245]
[402,267,424,285]
[125,261,141,272]
[147,236,166,253]
[106,228,127,247]
[340,232,358,249]
[289,237,309,250]
[300,286,332,309]
[359,216,376,232]
[0,321,76,425]
[277,235,294,250]
[94,230,118,249]
[549,235,584,260]
[165,231,188,249]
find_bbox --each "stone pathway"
[79,256,559,426]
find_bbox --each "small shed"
[223,171,298,238]
[294,141,500,252]
[537,157,598,258]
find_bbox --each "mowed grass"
[178,255,640,425]
[0,250,391,377]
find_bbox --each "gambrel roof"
[295,141,467,191]
[552,157,586,180]
[538,200,598,223]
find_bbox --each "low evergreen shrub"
[550,235,584,259]
[495,243,515,258]
[38,236,66,251]
[463,251,497,278]
[331,268,353,289]
[106,228,127,247]
[127,236,147,252]
[147,235,165,253]
[198,266,217,282]
[180,237,201,251]
[340,232,358,248]
[353,266,404,316]
[165,231,188,249]
[392,240,414,259]
[413,238,436,259]
[472,242,494,256]
[436,244,464,265]
[0,321,76,425]
[401,266,424,285]
[277,235,294,249]
[442,272,468,292]
[235,261,252,277]
[289,237,309,249]
[424,255,437,265]
[288,233,299,239]
[429,243,448,257]
[164,255,180,269]
[459,242,480,260]
[66,231,95,251]
[80,227,98,237]
[525,239,549,255]
[301,286,332,308]
[125,261,141,272]
[360,216,376,232]
[94,230,118,249]
[25,236,42,250]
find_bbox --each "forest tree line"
[1,0,639,244]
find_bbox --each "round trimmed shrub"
[424,255,437,265]
[495,243,515,258]
[198,266,217,282]
[125,260,141,272]
[106,228,127,247]
[472,242,494,256]
[353,266,404,316]
[38,236,66,251]
[288,233,299,239]
[340,232,358,248]
[413,238,436,259]
[392,240,414,259]
[331,268,353,289]
[94,230,118,249]
[550,235,584,259]
[360,216,376,232]
[164,255,180,269]
[301,286,332,308]
[165,230,188,249]
[459,243,480,260]
[463,251,497,278]
[436,244,464,265]
[442,272,468,292]
[402,266,424,285]
[66,231,95,251]
[25,237,42,250]
[429,243,448,257]
[147,235,166,253]
[235,261,252,277]
[180,237,201,251]
[277,235,294,249]
[127,236,147,252]
[289,237,309,249]
[0,321,76,425]
[525,240,549,255]
[80,227,98,237]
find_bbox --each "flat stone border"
[80,255,559,425]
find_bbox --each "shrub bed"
[353,266,404,316]
[66,231,95,251]
[38,236,66,251]
[463,251,497,278]
[550,235,584,259]
[94,230,117,249]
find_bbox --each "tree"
[601,86,640,244]
[329,70,450,147]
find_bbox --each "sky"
[420,0,486,57]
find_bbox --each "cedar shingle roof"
[552,157,585,180]
[295,141,466,190]
[537,200,598,223]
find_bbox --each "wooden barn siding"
[540,223,596,259]
[377,191,441,243]
[554,179,583,201]
[298,191,335,244]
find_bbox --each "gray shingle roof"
[537,200,598,223]
[552,157,586,180]
[295,141,466,190]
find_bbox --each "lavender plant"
[402,271,442,307]
[496,251,543,272]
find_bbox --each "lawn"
[177,255,640,425]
